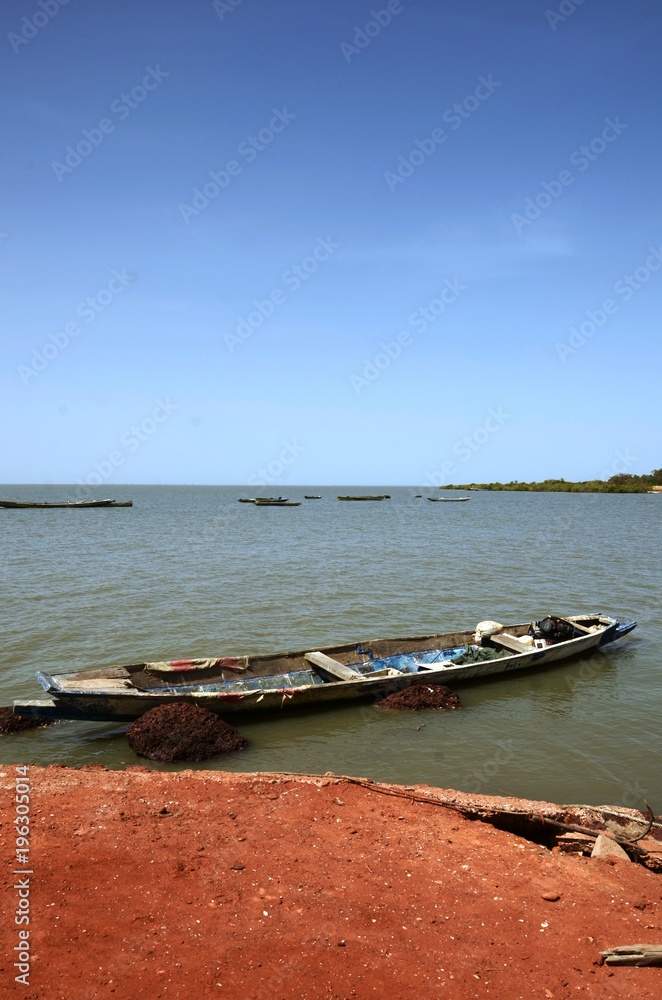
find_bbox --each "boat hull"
[0,499,132,508]
[14,615,635,722]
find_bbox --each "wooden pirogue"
[13,614,636,722]
[0,499,133,508]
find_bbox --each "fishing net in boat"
[376,684,461,710]
[126,703,248,762]
[450,646,512,665]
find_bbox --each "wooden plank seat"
[489,634,533,655]
[556,617,593,635]
[304,651,362,682]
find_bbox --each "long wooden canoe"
[254,500,301,506]
[13,614,636,722]
[337,495,390,501]
[0,499,133,508]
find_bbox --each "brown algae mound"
[377,684,461,710]
[127,702,248,762]
[0,707,55,733]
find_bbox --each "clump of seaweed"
[377,684,461,711]
[0,707,55,733]
[126,702,248,762]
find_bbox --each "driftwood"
[601,944,662,967]
[532,800,655,845]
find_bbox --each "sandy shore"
[1,765,660,998]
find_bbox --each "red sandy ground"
[1,766,660,999]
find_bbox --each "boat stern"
[600,619,637,645]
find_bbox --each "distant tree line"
[441,468,662,493]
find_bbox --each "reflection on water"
[1,485,660,806]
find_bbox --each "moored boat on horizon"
[0,498,133,509]
[253,499,301,506]
[13,613,636,723]
[237,497,287,503]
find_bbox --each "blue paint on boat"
[600,619,636,645]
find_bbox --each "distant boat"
[237,497,287,504]
[0,498,132,509]
[428,497,471,502]
[14,613,636,722]
[253,499,300,507]
[337,495,390,501]
[304,495,322,499]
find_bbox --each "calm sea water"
[1,485,660,809]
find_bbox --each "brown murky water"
[1,485,659,809]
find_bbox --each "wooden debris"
[601,944,662,967]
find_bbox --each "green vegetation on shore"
[441,467,662,493]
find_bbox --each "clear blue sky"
[1,0,659,486]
